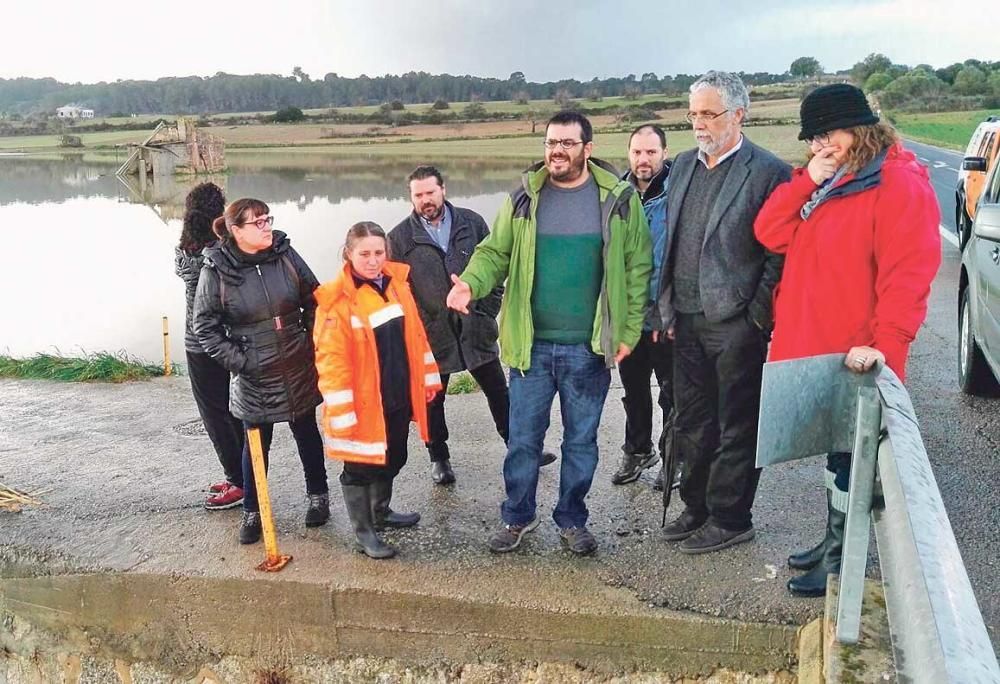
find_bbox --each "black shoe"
[539,450,558,467]
[341,484,396,559]
[611,451,659,485]
[662,509,706,541]
[679,522,755,555]
[304,492,330,528]
[370,479,420,529]
[239,511,262,545]
[431,459,456,485]
[789,504,845,597]
[652,466,665,491]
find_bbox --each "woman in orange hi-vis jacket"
[314,221,442,559]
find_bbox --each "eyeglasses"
[684,110,729,123]
[543,139,585,149]
[805,132,832,146]
[238,215,274,230]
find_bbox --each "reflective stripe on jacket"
[313,260,442,465]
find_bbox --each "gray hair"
[690,71,750,118]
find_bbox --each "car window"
[978,132,994,158]
[986,160,1000,205]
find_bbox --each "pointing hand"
[446,274,472,314]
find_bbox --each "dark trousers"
[426,358,509,462]
[673,312,767,530]
[241,414,329,512]
[186,350,244,487]
[618,331,674,456]
[341,407,411,486]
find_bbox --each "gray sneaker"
[487,517,540,553]
[559,526,598,555]
[611,451,659,485]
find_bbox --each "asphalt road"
[904,138,964,234]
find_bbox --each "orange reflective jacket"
[313,260,442,465]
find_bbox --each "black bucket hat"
[798,83,879,140]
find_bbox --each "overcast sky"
[3,0,997,84]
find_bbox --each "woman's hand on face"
[807,146,840,185]
[845,346,885,374]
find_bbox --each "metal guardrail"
[757,354,1000,683]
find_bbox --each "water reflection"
[0,154,573,364]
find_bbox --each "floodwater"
[0,152,558,365]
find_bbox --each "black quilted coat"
[192,231,322,424]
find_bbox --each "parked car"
[958,150,1000,395]
[956,116,1000,250]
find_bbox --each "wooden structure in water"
[116,117,225,188]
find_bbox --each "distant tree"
[508,71,526,85]
[59,134,82,148]
[553,88,573,107]
[935,63,964,85]
[585,88,603,101]
[990,72,1000,97]
[272,106,305,122]
[432,98,450,110]
[953,66,988,95]
[880,68,946,107]
[790,57,822,79]
[640,72,660,92]
[462,101,487,119]
[863,72,893,93]
[622,85,642,100]
[389,99,405,110]
[292,66,310,83]
[851,53,893,85]
[512,90,530,105]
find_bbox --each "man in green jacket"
[446,111,652,555]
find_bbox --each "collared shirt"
[697,134,744,169]
[420,204,452,252]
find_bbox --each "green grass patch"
[0,130,155,152]
[446,371,480,395]
[891,110,998,151]
[0,351,176,383]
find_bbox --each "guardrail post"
[836,385,881,644]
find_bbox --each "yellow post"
[247,427,292,572]
[161,316,171,377]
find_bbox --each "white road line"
[940,224,959,249]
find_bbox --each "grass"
[0,130,155,152]
[446,371,480,395]
[0,483,45,512]
[0,351,175,383]
[891,109,998,150]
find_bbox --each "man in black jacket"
[389,166,555,484]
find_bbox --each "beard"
[546,150,587,183]
[695,125,738,158]
[631,164,656,181]
[418,201,445,221]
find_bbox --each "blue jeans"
[501,341,611,529]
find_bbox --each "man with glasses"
[654,71,791,554]
[446,111,651,556]
[388,165,556,485]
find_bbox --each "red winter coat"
[753,143,941,382]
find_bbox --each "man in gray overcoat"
[389,166,555,484]
[654,72,791,554]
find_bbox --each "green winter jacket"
[460,159,652,371]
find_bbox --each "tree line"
[851,54,1000,110]
[0,69,788,117]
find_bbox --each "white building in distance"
[56,105,95,119]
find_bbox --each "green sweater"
[460,159,652,371]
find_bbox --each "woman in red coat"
[754,84,941,597]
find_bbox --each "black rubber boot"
[370,478,420,529]
[341,484,396,559]
[788,504,845,597]
[788,491,833,570]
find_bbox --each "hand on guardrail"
[845,346,885,373]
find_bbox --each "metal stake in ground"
[247,427,292,572]
[162,316,171,377]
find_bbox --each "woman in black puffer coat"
[193,197,329,544]
[176,182,246,511]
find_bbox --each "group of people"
[175,71,942,596]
